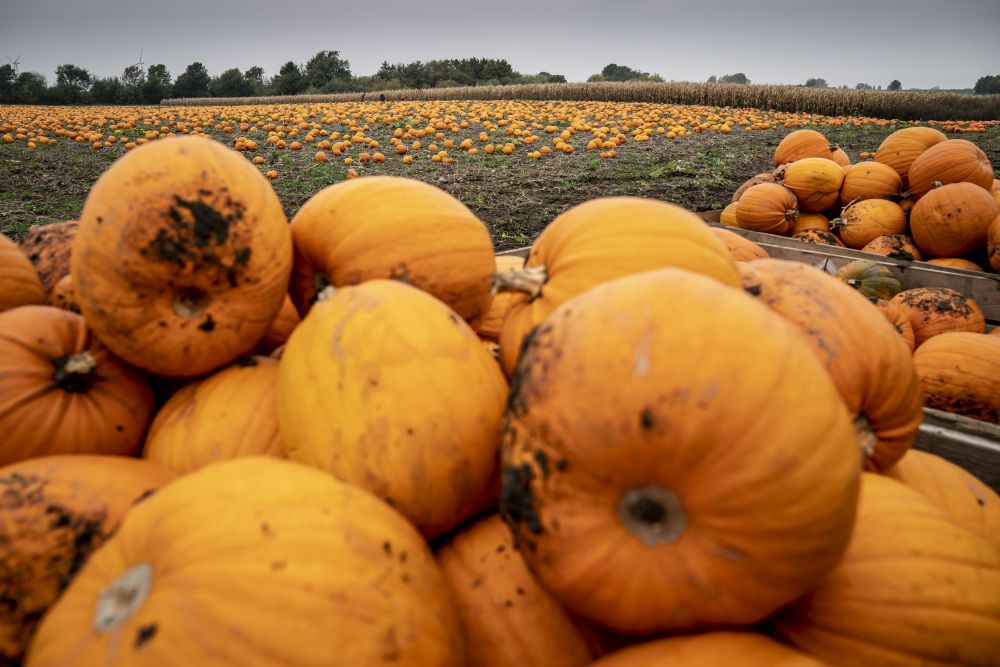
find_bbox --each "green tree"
[272,61,307,94]
[720,73,750,84]
[0,64,17,102]
[973,75,1000,95]
[173,62,211,98]
[90,77,123,103]
[305,51,351,90]
[805,77,828,88]
[887,79,902,91]
[212,68,254,97]
[14,72,47,103]
[142,64,172,103]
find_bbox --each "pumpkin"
[495,197,740,375]
[773,129,835,166]
[500,268,860,634]
[0,456,176,665]
[24,457,463,667]
[591,633,824,667]
[143,356,283,473]
[72,135,293,377]
[478,254,526,342]
[910,182,999,258]
[712,227,768,262]
[741,260,922,471]
[835,259,902,300]
[790,212,830,235]
[719,202,738,227]
[861,234,923,261]
[17,220,78,294]
[990,214,1000,272]
[833,199,907,249]
[885,449,1000,551]
[869,298,916,352]
[49,274,80,313]
[926,257,984,272]
[0,234,46,313]
[907,139,994,199]
[278,280,508,539]
[839,160,903,205]
[830,146,851,167]
[913,331,1000,423]
[734,183,798,235]
[0,306,154,466]
[890,287,985,347]
[436,514,593,667]
[288,176,494,326]
[874,126,948,187]
[731,172,775,202]
[254,294,300,355]
[776,157,844,212]
[773,474,1000,666]
[791,229,844,246]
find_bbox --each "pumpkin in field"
[776,157,844,212]
[143,356,283,474]
[861,234,923,261]
[254,295,300,355]
[25,458,463,667]
[910,182,999,258]
[835,259,902,300]
[791,229,844,246]
[731,172,775,202]
[501,269,860,634]
[773,474,1000,666]
[712,228,768,262]
[874,126,947,186]
[773,129,835,165]
[478,254,526,342]
[890,287,985,347]
[591,633,824,667]
[926,257,984,272]
[907,139,994,199]
[0,235,46,312]
[49,274,80,313]
[288,176,495,326]
[833,199,907,249]
[719,202,738,226]
[913,331,1000,423]
[741,260,922,471]
[436,514,593,667]
[869,298,916,352]
[839,161,902,205]
[0,456,176,665]
[278,280,508,539]
[886,449,1000,551]
[790,212,830,235]
[734,183,799,235]
[17,220,78,294]
[72,136,293,377]
[986,214,1000,272]
[494,197,740,375]
[0,306,154,466]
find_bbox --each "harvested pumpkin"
[773,129,835,166]
[873,126,948,187]
[16,220,78,295]
[253,295,300,355]
[49,274,80,313]
[791,228,843,246]
[838,160,902,205]
[890,287,985,347]
[910,182,999,258]
[987,213,1000,272]
[869,298,916,353]
[719,202,738,226]
[591,632,824,667]
[712,227,768,262]
[861,234,923,261]
[0,234,46,313]
[790,212,830,235]
[835,259,902,300]
[913,331,1000,423]
[731,172,774,202]
[734,183,798,235]
[776,157,844,212]
[907,138,994,199]
[478,254,526,342]
[832,199,907,250]
[926,257,984,272]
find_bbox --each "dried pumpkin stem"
[53,350,97,393]
[854,414,878,460]
[491,266,548,298]
[94,562,153,632]
[618,485,687,547]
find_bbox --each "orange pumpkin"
[1,234,46,312]
[501,269,860,634]
[25,457,463,667]
[834,199,907,249]
[774,474,1000,666]
[495,197,740,375]
[773,129,835,165]
[791,229,844,246]
[590,633,824,667]
[254,294,300,355]
[890,287,986,347]
[0,306,154,466]
[731,172,775,202]
[986,213,1000,272]
[436,514,593,667]
[72,135,293,377]
[734,183,799,235]
[926,257,984,272]
[913,331,1000,423]
[0,456,176,665]
[719,202,738,227]
[49,274,80,313]
[873,126,948,187]
[907,138,994,199]
[790,212,829,235]
[910,182,999,258]
[478,254,526,342]
[839,160,903,205]
[777,157,844,212]
[712,227,768,262]
[17,220,78,294]
[288,176,495,326]
[869,297,916,352]
[861,234,923,261]
[830,147,851,167]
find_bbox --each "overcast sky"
[3,0,999,90]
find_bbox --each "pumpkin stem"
[315,285,337,302]
[618,485,687,547]
[94,563,153,633]
[173,288,209,319]
[53,350,97,393]
[853,414,878,460]
[931,181,943,189]
[899,189,912,200]
[491,266,548,299]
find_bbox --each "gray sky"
[3,0,999,90]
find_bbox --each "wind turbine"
[130,48,146,74]
[5,54,22,75]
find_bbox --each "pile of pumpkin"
[1,134,999,666]
[719,126,1000,272]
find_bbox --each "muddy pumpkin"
[790,212,830,235]
[17,220,78,295]
[913,331,1000,423]
[791,229,844,247]
[0,234,46,313]
[910,182,999,258]
[890,287,985,347]
[49,274,80,313]
[861,234,923,262]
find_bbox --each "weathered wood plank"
[915,409,1000,491]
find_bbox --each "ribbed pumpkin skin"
[792,229,844,246]
[840,161,903,205]
[886,449,1000,551]
[712,228,768,262]
[591,633,825,667]
[254,295,300,355]
[913,332,1000,423]
[719,202,738,226]
[25,458,463,667]
[143,357,283,473]
[501,269,860,634]
[17,220,78,295]
[908,139,995,199]
[478,254,525,341]
[874,126,948,186]
[734,183,798,235]
[910,182,1000,258]
[831,147,851,167]
[890,287,986,347]
[741,260,922,471]
[926,257,984,272]
[790,212,830,235]
[0,306,154,466]
[836,259,902,300]
[870,298,916,352]
[861,234,923,261]
[436,514,593,667]
[779,157,845,212]
[837,199,907,249]
[497,197,741,375]
[732,172,775,202]
[773,129,834,166]
[72,136,293,377]
[278,280,508,539]
[774,474,1000,667]
[288,175,494,326]
[0,234,46,313]
[986,214,1000,272]
[49,274,80,313]
[0,456,176,666]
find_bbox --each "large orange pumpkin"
[278,280,508,539]
[501,269,860,634]
[712,227,768,262]
[926,257,984,272]
[773,473,1000,666]
[986,213,1000,272]
[288,176,495,326]
[910,182,999,258]
[790,212,830,235]
[143,356,283,473]
[719,202,738,226]
[0,456,176,665]
[834,199,907,249]
[773,129,835,166]
[436,514,593,667]
[777,157,844,212]
[1,234,46,313]
[839,160,902,205]
[17,220,78,294]
[591,633,824,667]
[253,294,300,355]
[0,306,154,466]
[740,260,922,471]
[478,254,526,342]
[495,197,740,375]
[25,457,463,667]
[734,183,799,235]
[913,331,1000,423]
[873,126,947,187]
[869,297,916,352]
[861,234,923,261]
[72,136,293,377]
[907,138,994,199]
[890,287,985,347]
